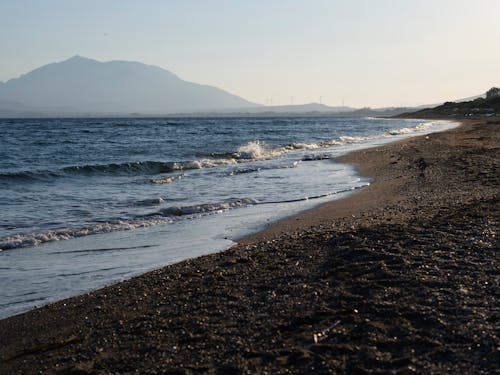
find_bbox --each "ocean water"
[0,117,458,318]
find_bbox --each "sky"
[1,0,499,108]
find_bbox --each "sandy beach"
[0,118,498,374]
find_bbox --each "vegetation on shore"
[399,87,500,118]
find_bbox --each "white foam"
[0,198,262,250]
[0,219,174,251]
[154,198,259,217]
[285,142,320,150]
[135,197,166,206]
[151,121,447,174]
[149,174,183,184]
[387,121,433,135]
[235,141,282,160]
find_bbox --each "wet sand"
[0,119,498,374]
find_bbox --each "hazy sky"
[1,0,499,107]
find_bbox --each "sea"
[0,117,458,318]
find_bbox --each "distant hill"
[398,88,500,118]
[243,103,355,113]
[0,55,257,115]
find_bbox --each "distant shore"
[1,118,498,374]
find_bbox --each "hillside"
[399,88,500,118]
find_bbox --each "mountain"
[0,55,257,115]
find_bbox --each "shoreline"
[239,119,463,245]
[0,119,450,320]
[0,119,498,373]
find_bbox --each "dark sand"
[1,119,498,374]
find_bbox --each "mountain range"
[0,55,491,117]
[0,55,257,115]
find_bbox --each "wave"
[134,197,166,206]
[0,159,237,182]
[0,121,440,183]
[0,183,369,251]
[229,161,299,176]
[232,140,320,160]
[0,219,173,251]
[0,170,61,182]
[224,121,439,162]
[387,122,433,135]
[61,159,237,175]
[234,141,287,160]
[147,198,259,217]
[0,198,258,250]
[149,174,184,184]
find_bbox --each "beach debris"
[312,320,340,344]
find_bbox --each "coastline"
[1,119,498,373]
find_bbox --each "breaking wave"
[0,121,438,183]
[146,198,259,217]
[0,219,173,251]
[0,181,368,251]
[387,122,433,135]
[225,121,439,162]
[0,198,258,250]
[0,159,237,182]
[149,174,184,184]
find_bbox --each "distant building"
[486,87,500,99]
